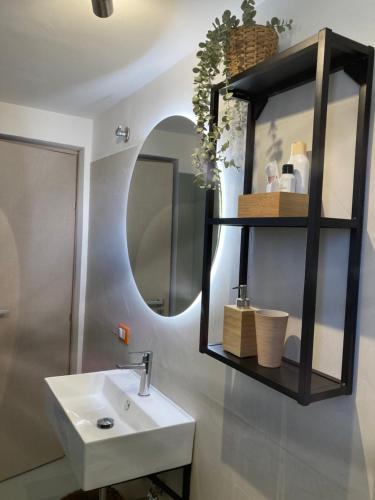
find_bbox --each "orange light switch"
[117,323,130,345]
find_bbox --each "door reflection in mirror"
[127,116,219,316]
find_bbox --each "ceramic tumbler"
[255,309,289,368]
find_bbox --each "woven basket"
[227,24,278,76]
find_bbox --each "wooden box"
[238,192,309,218]
[223,306,257,358]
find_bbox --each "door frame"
[136,154,179,316]
[0,133,85,374]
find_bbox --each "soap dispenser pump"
[223,284,257,358]
[233,285,250,308]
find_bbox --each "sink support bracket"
[96,464,192,499]
[149,464,192,500]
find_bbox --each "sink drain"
[97,417,114,429]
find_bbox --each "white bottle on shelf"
[279,164,296,193]
[265,160,280,192]
[288,141,310,194]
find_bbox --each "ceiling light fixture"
[91,0,114,18]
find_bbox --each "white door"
[127,158,174,315]
[0,139,78,481]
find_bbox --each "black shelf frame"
[209,217,358,229]
[199,28,374,405]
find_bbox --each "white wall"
[0,101,93,372]
[141,127,199,174]
[85,1,375,498]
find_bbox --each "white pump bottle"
[288,141,310,194]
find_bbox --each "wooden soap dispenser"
[223,285,257,358]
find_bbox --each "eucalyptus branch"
[192,1,292,189]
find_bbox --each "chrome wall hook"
[115,125,130,143]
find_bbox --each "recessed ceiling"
[0,0,245,117]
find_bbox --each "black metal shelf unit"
[209,217,358,229]
[199,28,374,406]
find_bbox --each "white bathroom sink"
[45,370,195,491]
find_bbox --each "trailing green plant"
[266,16,293,34]
[192,0,292,189]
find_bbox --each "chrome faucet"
[117,351,153,397]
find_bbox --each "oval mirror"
[126,116,219,316]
